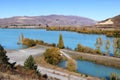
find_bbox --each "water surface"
[58,60,120,79]
[0,29,113,53]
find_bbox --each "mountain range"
[0,15,96,28]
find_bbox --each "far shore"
[1,27,120,37]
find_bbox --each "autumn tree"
[57,34,64,49]
[113,38,120,57]
[22,38,36,47]
[105,38,110,55]
[95,36,103,53]
[44,47,62,65]
[67,59,77,72]
[110,73,118,80]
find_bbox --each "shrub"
[75,44,102,55]
[22,38,36,47]
[110,73,118,80]
[44,47,62,65]
[67,59,77,72]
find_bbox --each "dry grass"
[0,71,46,80]
[0,72,40,80]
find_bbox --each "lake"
[0,29,113,54]
[0,28,119,79]
[58,60,120,79]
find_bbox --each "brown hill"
[0,15,96,28]
[96,14,120,28]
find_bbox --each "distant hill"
[0,15,96,28]
[112,15,120,26]
[96,14,120,28]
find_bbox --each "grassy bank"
[34,54,100,80]
[62,49,120,69]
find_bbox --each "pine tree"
[57,34,64,49]
[24,55,37,70]
[0,44,9,64]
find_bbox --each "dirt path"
[60,50,72,59]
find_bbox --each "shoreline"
[7,45,98,80]
[6,44,120,79]
[7,44,120,69]
[62,49,120,69]
[1,27,120,37]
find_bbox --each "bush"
[75,44,102,55]
[110,73,118,80]
[44,47,62,65]
[22,38,36,47]
[67,59,77,72]
[109,72,120,80]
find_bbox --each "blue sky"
[0,0,120,21]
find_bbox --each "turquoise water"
[0,29,113,53]
[58,60,120,79]
[0,28,119,79]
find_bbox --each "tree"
[21,33,24,42]
[22,38,36,47]
[18,33,24,44]
[105,38,110,55]
[110,73,118,80]
[0,44,9,64]
[95,36,103,53]
[67,59,77,72]
[44,47,62,65]
[57,34,64,49]
[113,38,120,57]
[24,55,37,70]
